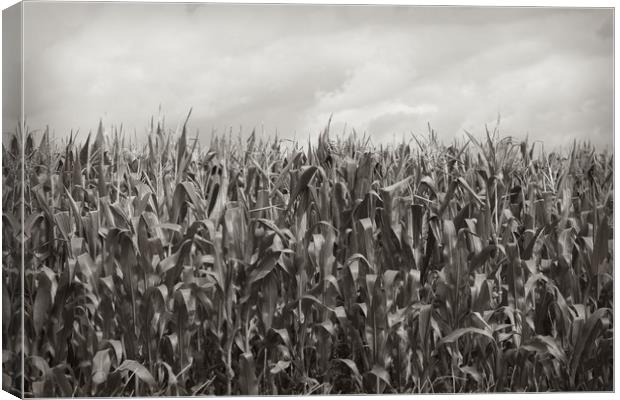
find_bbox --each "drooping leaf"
[116,360,156,387]
[92,349,112,385]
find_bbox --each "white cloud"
[20,3,613,149]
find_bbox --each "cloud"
[2,3,22,136]
[20,3,613,149]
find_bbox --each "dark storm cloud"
[21,3,613,148]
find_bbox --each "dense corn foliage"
[2,116,613,396]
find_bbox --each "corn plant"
[1,116,613,396]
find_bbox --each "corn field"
[2,116,614,396]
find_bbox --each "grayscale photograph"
[1,1,614,396]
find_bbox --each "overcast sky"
[14,3,614,148]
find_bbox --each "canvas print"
[1,2,614,397]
